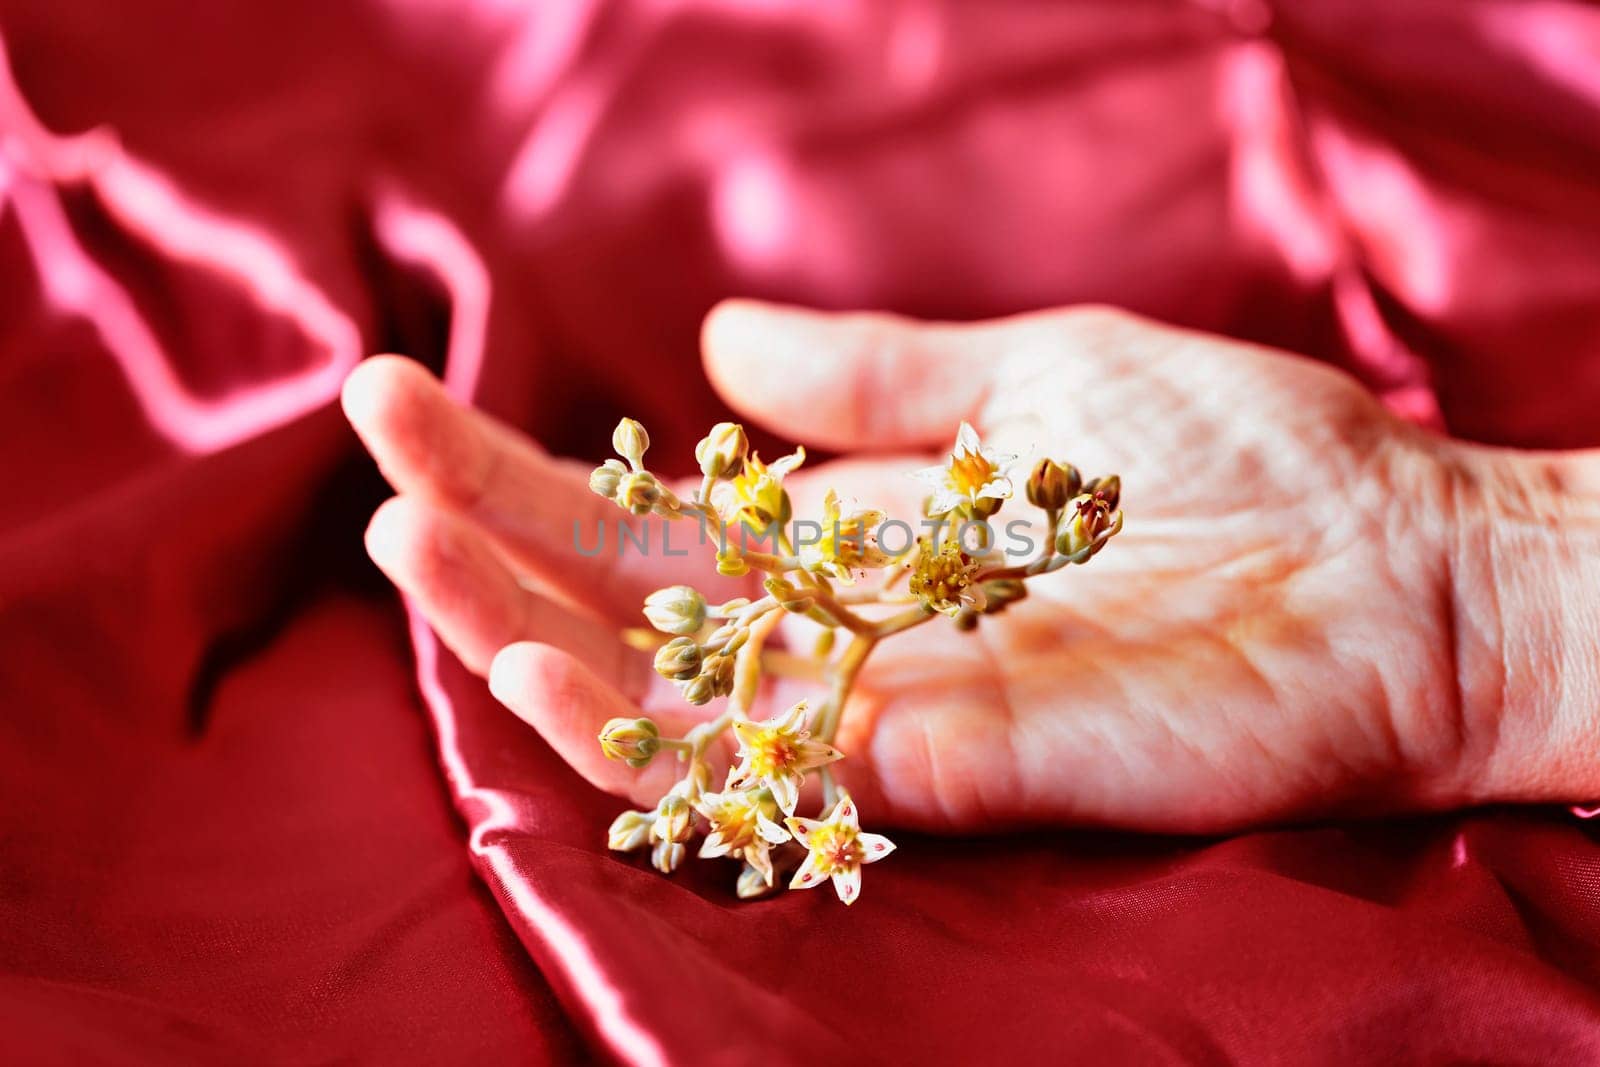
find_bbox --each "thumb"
[701,299,1005,451]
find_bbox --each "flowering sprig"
[587,417,1124,904]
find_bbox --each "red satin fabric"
[4,1,1600,1062]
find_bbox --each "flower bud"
[597,717,660,766]
[643,585,707,636]
[705,654,736,697]
[719,628,750,657]
[1025,458,1080,512]
[612,417,650,468]
[616,471,661,516]
[607,810,652,852]
[695,421,749,479]
[653,793,693,843]
[1055,493,1121,561]
[651,838,687,874]
[715,547,749,578]
[589,459,626,500]
[1085,473,1120,511]
[736,861,775,899]
[652,637,702,681]
[980,578,1028,614]
[683,674,717,706]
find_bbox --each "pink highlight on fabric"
[409,611,670,1067]
[1219,43,1338,284]
[372,192,490,403]
[0,33,359,454]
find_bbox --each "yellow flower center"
[946,450,997,500]
[909,540,977,611]
[710,799,760,849]
[746,729,798,779]
[729,457,783,525]
[809,824,863,873]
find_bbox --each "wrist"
[1446,444,1600,805]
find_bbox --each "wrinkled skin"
[344,302,1523,833]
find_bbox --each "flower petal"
[769,448,806,479]
[832,865,862,905]
[699,833,731,859]
[692,791,725,819]
[976,477,1013,500]
[768,770,799,815]
[774,700,809,732]
[790,850,827,891]
[857,833,896,863]
[988,449,1018,467]
[756,813,791,845]
[955,421,981,455]
[795,739,844,771]
[831,793,860,829]
[784,816,822,847]
[746,842,775,886]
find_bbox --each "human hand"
[345,303,1600,833]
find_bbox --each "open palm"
[346,302,1476,834]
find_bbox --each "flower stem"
[806,587,880,637]
[731,606,785,714]
[760,649,827,682]
[818,633,875,745]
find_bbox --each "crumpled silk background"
[3,0,1600,1062]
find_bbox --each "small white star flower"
[726,700,842,815]
[714,447,806,527]
[694,787,791,888]
[785,792,895,905]
[799,489,893,580]
[913,421,1014,516]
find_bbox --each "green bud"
[643,585,707,636]
[1026,458,1080,512]
[607,810,652,852]
[612,417,650,468]
[651,838,687,874]
[588,458,627,500]
[683,674,716,706]
[719,628,751,657]
[1055,493,1121,562]
[616,471,661,516]
[653,793,693,843]
[1085,473,1121,511]
[716,547,750,578]
[597,717,660,765]
[652,637,702,681]
[695,421,749,479]
[980,578,1028,614]
[704,655,736,697]
[736,861,776,899]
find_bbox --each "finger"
[701,299,1010,451]
[366,494,648,695]
[489,641,722,807]
[342,355,651,617]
